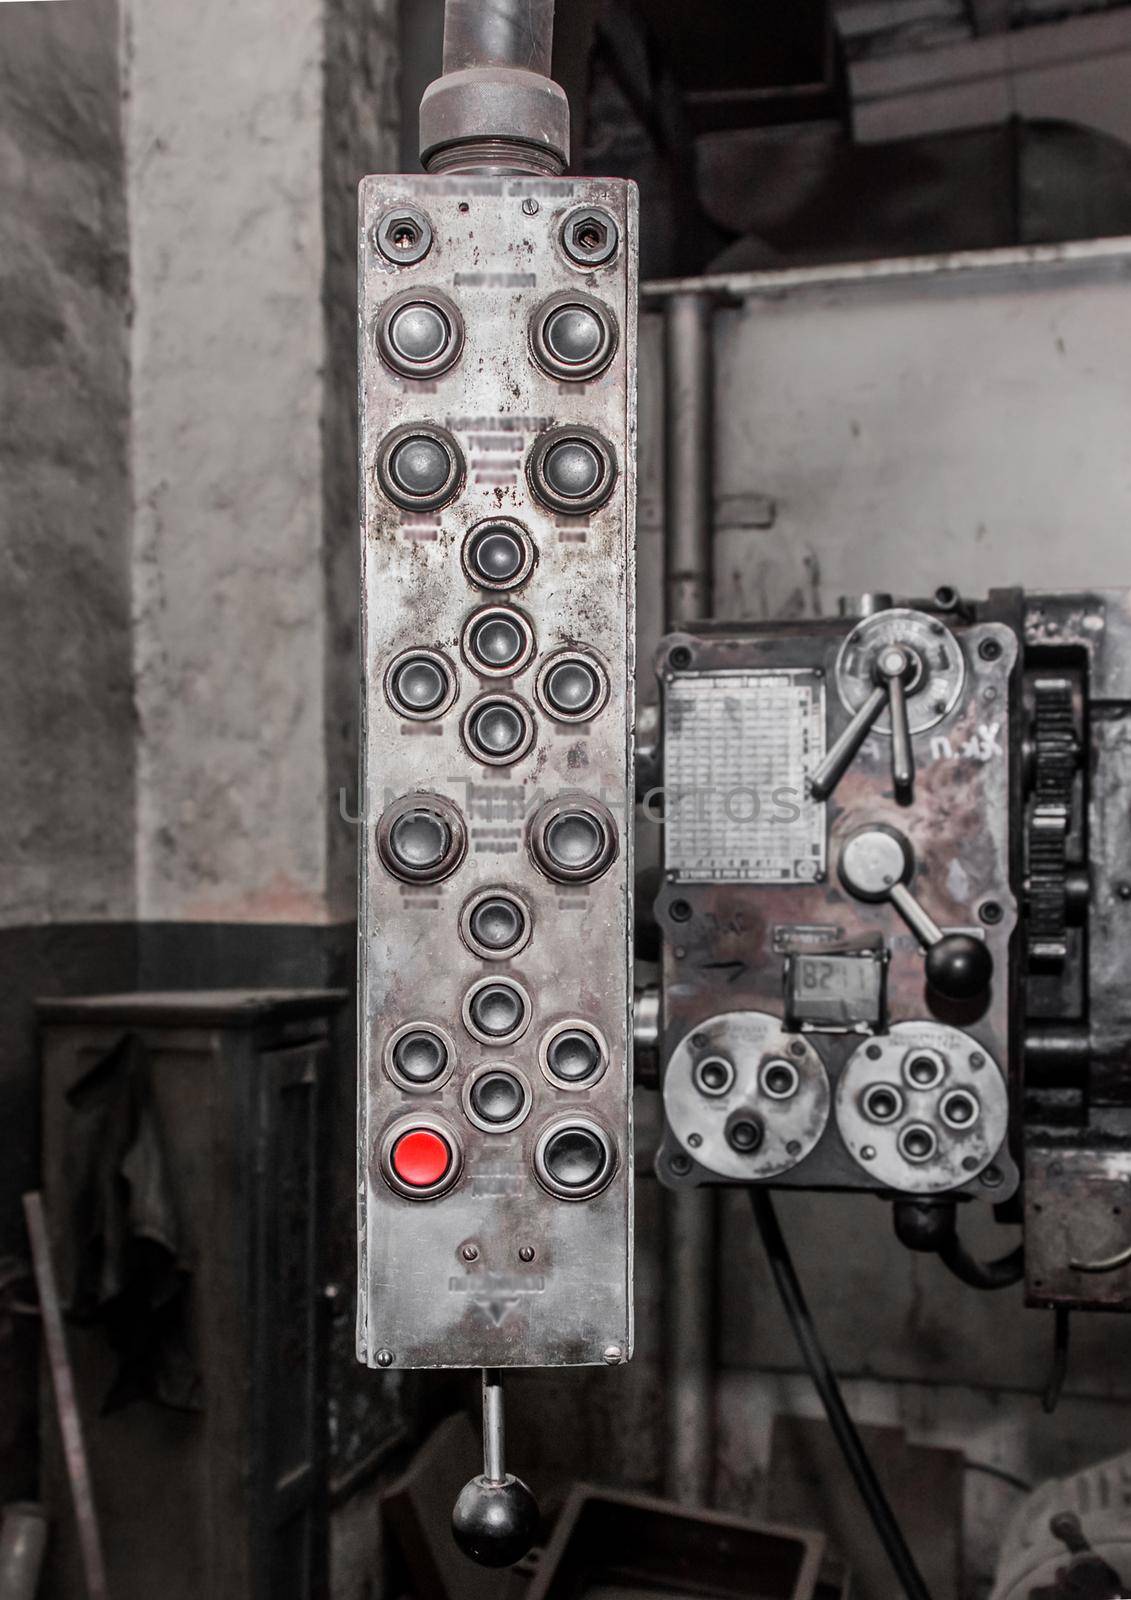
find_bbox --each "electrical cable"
[964,1461,1033,1494]
[936,1232,1024,1291]
[750,1188,934,1600]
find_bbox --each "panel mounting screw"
[462,1244,479,1262]
[521,197,540,216]
[376,1348,394,1368]
[603,1344,624,1364]
[979,638,1002,661]
[518,1245,535,1263]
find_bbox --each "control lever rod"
[839,825,994,1001]
[811,645,916,801]
[452,1370,539,1568]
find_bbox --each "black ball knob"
[451,1474,539,1568]
[925,934,993,1000]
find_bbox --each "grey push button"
[377,424,463,511]
[394,1030,447,1084]
[462,521,535,591]
[463,977,531,1045]
[536,650,609,723]
[377,793,467,884]
[463,695,534,765]
[470,1071,524,1124]
[391,811,449,871]
[526,426,616,515]
[530,291,618,382]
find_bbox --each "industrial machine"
[356,0,1131,1579]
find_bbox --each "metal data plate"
[357,176,637,1369]
[663,670,826,882]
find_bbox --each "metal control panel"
[357,176,637,1369]
[654,598,1021,1202]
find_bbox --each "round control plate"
[836,1021,1008,1194]
[835,607,965,737]
[663,1011,830,1181]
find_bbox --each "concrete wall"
[0,0,133,931]
[128,0,329,924]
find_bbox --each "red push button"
[391,1128,452,1189]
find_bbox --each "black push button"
[389,810,449,872]
[469,896,525,952]
[470,1071,524,1125]
[543,1127,605,1187]
[392,1029,447,1085]
[546,1028,601,1084]
[533,1118,616,1199]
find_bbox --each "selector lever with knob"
[452,1370,540,1568]
[839,825,994,1001]
[811,643,919,801]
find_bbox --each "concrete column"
[126,0,398,926]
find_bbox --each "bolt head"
[603,1344,624,1364]
[376,1348,394,1368]
[518,1245,535,1263]
[462,1244,479,1262]
[521,197,539,216]
[561,207,619,267]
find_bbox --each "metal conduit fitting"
[420,0,570,176]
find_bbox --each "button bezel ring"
[375,421,464,513]
[538,1018,610,1092]
[534,647,610,723]
[533,1115,617,1201]
[525,424,618,517]
[458,887,533,961]
[529,290,618,383]
[384,646,459,721]
[379,1113,462,1200]
[462,1063,534,1135]
[461,975,533,1048]
[383,1020,457,1094]
[376,791,467,885]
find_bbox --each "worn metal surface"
[655,603,1019,1198]
[358,174,637,1368]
